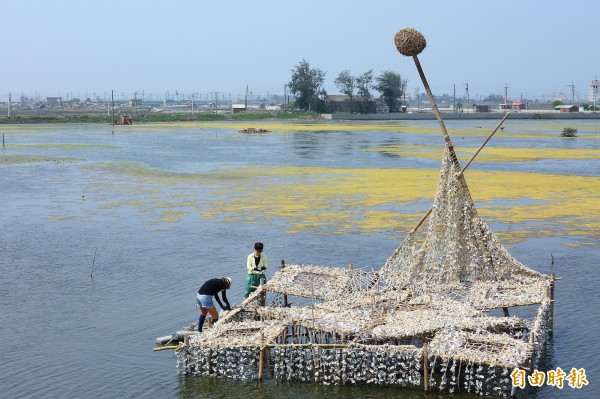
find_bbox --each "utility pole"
[453,84,456,112]
[8,92,12,118]
[465,81,469,113]
[567,82,575,105]
[245,84,248,110]
[593,76,598,113]
[415,87,420,110]
[504,84,509,109]
[111,90,115,126]
[283,84,287,111]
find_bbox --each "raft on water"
[239,128,270,134]
[155,27,556,398]
[157,138,555,396]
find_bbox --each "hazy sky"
[3,0,599,102]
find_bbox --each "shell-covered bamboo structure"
[163,28,555,398]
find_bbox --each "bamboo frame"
[408,112,511,235]
[167,30,555,397]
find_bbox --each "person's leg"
[245,274,260,298]
[197,294,215,332]
[208,307,219,324]
[244,274,252,298]
[198,307,208,332]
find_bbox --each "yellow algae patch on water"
[201,166,599,243]
[48,215,91,222]
[460,147,600,163]
[0,154,81,164]
[153,210,188,223]
[464,170,598,203]
[81,161,254,186]
[77,159,598,244]
[368,144,444,160]
[464,170,600,243]
[9,144,119,150]
[370,144,600,163]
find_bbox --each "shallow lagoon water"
[0,120,598,399]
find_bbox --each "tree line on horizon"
[288,60,600,114]
[288,59,408,114]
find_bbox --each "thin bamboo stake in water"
[90,248,97,278]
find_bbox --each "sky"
[2,0,599,102]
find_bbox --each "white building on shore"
[589,79,600,103]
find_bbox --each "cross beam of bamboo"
[410,111,511,234]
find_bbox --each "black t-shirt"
[198,278,226,295]
[198,278,230,309]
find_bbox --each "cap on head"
[223,276,232,288]
[395,27,427,56]
[254,242,264,252]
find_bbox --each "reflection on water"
[0,121,598,399]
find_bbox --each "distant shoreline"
[1,110,600,125]
[328,111,600,121]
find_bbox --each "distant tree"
[288,59,327,112]
[373,70,407,112]
[552,100,563,108]
[356,70,374,114]
[483,93,504,103]
[334,70,355,113]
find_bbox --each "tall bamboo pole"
[411,54,461,172]
[394,29,512,238]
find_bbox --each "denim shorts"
[196,293,215,308]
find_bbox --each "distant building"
[128,99,142,107]
[376,104,389,114]
[474,104,490,112]
[326,95,353,113]
[589,80,600,102]
[555,105,579,112]
[512,101,527,110]
[231,104,246,113]
[326,95,376,114]
[46,97,63,104]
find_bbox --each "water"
[0,120,598,398]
